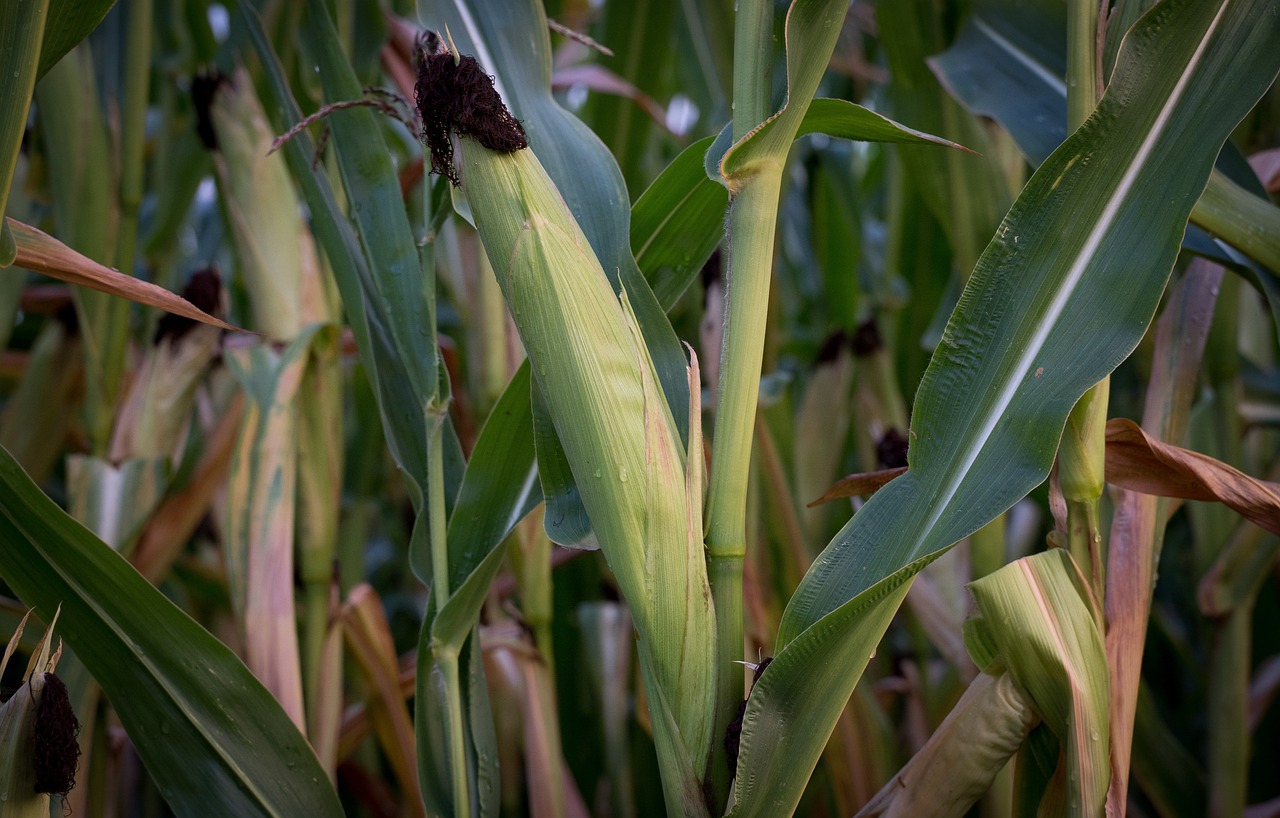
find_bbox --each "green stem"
[439,648,472,818]
[428,405,451,608]
[0,0,48,234]
[1061,0,1107,596]
[731,0,773,142]
[1207,606,1249,818]
[1191,169,1280,273]
[706,1,778,800]
[705,171,783,804]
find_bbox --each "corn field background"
[2,0,1280,816]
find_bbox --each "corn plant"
[2,0,1280,816]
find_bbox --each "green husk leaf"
[968,550,1110,816]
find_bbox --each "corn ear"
[856,668,1039,818]
[458,139,716,776]
[0,609,79,817]
[210,68,333,339]
[967,549,1110,816]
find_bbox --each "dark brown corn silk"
[876,427,910,469]
[154,267,224,344]
[32,673,81,795]
[413,32,528,185]
[724,657,774,780]
[191,70,228,151]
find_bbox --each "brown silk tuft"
[414,39,528,186]
[32,673,82,796]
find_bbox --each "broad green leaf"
[779,0,1280,644]
[297,2,442,481]
[238,2,463,557]
[929,0,1280,283]
[727,573,914,817]
[733,0,1280,812]
[433,364,541,648]
[37,0,115,80]
[632,135,727,311]
[969,551,1109,816]
[927,0,1068,168]
[0,447,343,817]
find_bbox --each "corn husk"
[458,139,717,778]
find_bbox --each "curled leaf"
[1104,418,1280,535]
[807,467,908,507]
[6,218,244,334]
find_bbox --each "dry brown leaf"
[807,466,907,507]
[6,218,246,333]
[1104,418,1280,535]
[810,420,1280,537]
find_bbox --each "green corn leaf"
[731,0,1280,813]
[929,0,1280,300]
[0,447,343,817]
[631,135,727,311]
[236,2,434,504]
[37,0,115,80]
[779,0,1280,644]
[0,0,47,243]
[433,364,540,650]
[297,3,442,481]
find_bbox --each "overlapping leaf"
[0,447,343,817]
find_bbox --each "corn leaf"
[238,0,445,526]
[930,0,1280,299]
[0,446,343,816]
[0,0,47,263]
[37,0,115,80]
[631,135,726,312]
[1104,418,1280,534]
[731,0,1280,813]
